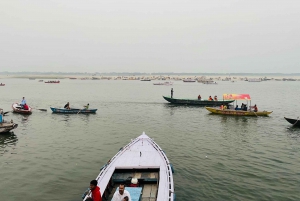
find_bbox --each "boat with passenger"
[50,107,97,114]
[82,132,175,201]
[0,83,5,86]
[205,94,273,116]
[0,111,18,133]
[163,96,234,106]
[12,103,32,115]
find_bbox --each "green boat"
[162,96,234,106]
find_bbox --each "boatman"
[171,88,174,98]
[84,103,89,110]
[20,97,26,108]
[112,184,131,201]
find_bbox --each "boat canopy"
[223,94,251,100]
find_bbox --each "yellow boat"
[205,93,273,116]
[205,107,273,116]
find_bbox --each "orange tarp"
[223,94,251,100]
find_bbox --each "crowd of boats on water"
[1,89,299,201]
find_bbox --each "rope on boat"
[293,117,299,126]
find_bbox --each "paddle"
[37,109,47,111]
[293,117,299,126]
[3,111,9,115]
[77,110,81,114]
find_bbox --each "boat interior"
[102,168,159,201]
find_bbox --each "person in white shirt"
[112,184,131,201]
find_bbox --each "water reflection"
[0,132,18,155]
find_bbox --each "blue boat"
[50,107,97,114]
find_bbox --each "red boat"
[45,81,60,83]
[12,103,32,114]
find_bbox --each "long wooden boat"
[50,107,97,114]
[45,80,60,83]
[82,132,175,201]
[205,107,273,116]
[163,96,234,106]
[284,117,300,127]
[0,120,18,133]
[12,103,32,114]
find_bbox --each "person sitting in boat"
[64,102,70,109]
[243,104,248,111]
[253,104,258,112]
[241,103,245,110]
[112,184,131,201]
[84,103,89,110]
[224,105,227,110]
[235,105,239,110]
[220,104,224,110]
[87,180,102,201]
[208,96,213,101]
[198,95,201,100]
[129,178,139,187]
[20,97,26,108]
[214,96,218,101]
[23,103,29,110]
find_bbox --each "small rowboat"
[205,107,273,116]
[12,103,32,114]
[50,107,97,114]
[45,81,60,83]
[163,96,234,106]
[284,117,300,127]
[82,132,175,201]
[0,120,18,133]
[0,83,5,86]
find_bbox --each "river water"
[0,78,299,201]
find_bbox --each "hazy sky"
[0,0,299,73]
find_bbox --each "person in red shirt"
[23,104,29,110]
[88,180,102,201]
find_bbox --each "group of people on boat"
[208,95,218,101]
[85,179,132,201]
[19,97,29,110]
[235,104,258,112]
[64,102,90,110]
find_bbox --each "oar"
[77,109,81,114]
[293,117,299,126]
[3,111,10,115]
[37,109,47,111]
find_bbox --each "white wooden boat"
[83,132,175,201]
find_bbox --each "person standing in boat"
[214,96,218,101]
[87,180,102,201]
[112,184,131,201]
[64,102,70,109]
[20,97,26,108]
[208,96,213,101]
[171,88,174,98]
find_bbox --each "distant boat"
[248,78,261,82]
[82,132,175,201]
[0,83,5,86]
[38,80,43,82]
[153,82,173,86]
[92,77,100,80]
[50,107,97,114]
[69,77,77,79]
[141,79,151,81]
[29,78,35,80]
[205,107,273,116]
[203,80,217,84]
[12,103,32,115]
[183,79,196,82]
[45,81,60,83]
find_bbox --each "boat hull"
[0,122,18,133]
[284,117,300,127]
[50,107,97,114]
[205,107,273,116]
[83,132,174,201]
[12,103,32,114]
[163,96,234,106]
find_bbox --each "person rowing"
[84,103,89,110]
[64,102,70,109]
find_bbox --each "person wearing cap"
[88,180,102,201]
[112,183,131,201]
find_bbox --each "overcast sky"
[0,0,299,73]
